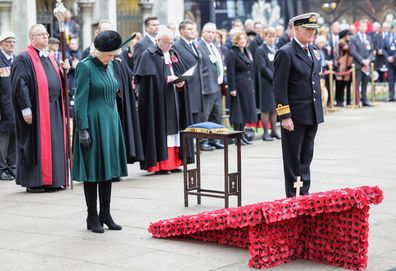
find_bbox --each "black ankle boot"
[99,210,122,230]
[87,215,104,233]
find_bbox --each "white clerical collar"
[32,45,48,57]
[164,51,171,64]
[294,37,308,49]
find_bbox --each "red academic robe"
[11,45,67,188]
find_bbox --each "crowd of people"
[1,12,395,233]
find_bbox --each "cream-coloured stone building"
[0,0,183,53]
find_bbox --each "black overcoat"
[225,47,257,125]
[373,32,387,70]
[248,35,263,108]
[135,46,193,170]
[113,56,144,163]
[132,35,155,74]
[255,43,276,112]
[121,48,134,75]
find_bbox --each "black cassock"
[135,46,193,170]
[11,49,67,188]
[113,56,144,163]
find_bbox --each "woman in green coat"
[72,30,128,233]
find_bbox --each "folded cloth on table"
[184,122,229,134]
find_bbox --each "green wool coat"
[72,56,128,182]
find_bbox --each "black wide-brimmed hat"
[94,30,136,52]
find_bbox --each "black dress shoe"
[171,168,183,173]
[387,98,395,102]
[209,141,224,149]
[241,137,252,145]
[112,177,122,182]
[0,172,14,181]
[200,142,215,151]
[154,170,171,175]
[270,132,281,139]
[6,168,15,178]
[26,187,46,193]
[44,186,65,192]
[362,102,372,107]
[262,134,273,141]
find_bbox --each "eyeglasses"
[3,40,16,44]
[34,33,49,37]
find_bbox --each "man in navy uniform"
[273,12,324,197]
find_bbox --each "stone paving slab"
[0,102,396,270]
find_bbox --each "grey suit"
[173,39,204,119]
[350,33,374,103]
[198,39,222,124]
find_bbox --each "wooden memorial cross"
[294,176,303,196]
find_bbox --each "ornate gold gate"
[117,0,141,42]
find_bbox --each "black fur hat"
[94,30,122,52]
[339,29,351,40]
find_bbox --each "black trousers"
[201,91,223,124]
[0,131,16,174]
[355,69,369,103]
[281,124,318,197]
[388,64,396,100]
[201,91,223,145]
[336,80,352,105]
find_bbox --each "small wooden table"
[181,131,243,208]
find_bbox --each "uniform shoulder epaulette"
[276,104,291,116]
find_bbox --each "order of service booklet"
[173,64,197,84]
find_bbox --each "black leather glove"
[79,129,91,148]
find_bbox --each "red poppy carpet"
[148,186,383,270]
